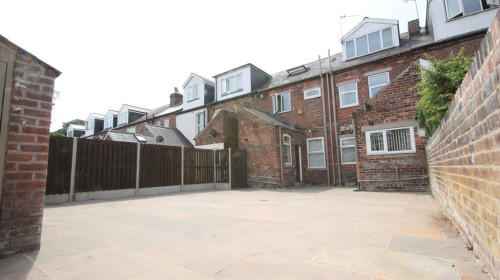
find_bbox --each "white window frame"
[340,137,356,165]
[303,87,321,100]
[345,28,394,59]
[187,85,199,101]
[118,111,128,125]
[283,134,292,165]
[104,116,114,129]
[445,0,499,19]
[365,126,416,155]
[196,112,205,134]
[164,119,170,128]
[221,73,243,95]
[368,72,390,98]
[338,82,359,108]
[86,120,94,130]
[67,130,73,137]
[306,137,326,168]
[272,91,291,114]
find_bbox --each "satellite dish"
[156,136,164,143]
[209,129,217,138]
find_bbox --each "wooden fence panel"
[231,149,247,189]
[216,150,229,183]
[139,144,181,187]
[184,148,215,185]
[46,136,73,194]
[75,139,137,192]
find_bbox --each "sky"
[0,0,427,132]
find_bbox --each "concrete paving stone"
[388,235,476,261]
[32,235,111,264]
[40,246,165,280]
[0,254,52,280]
[314,242,460,280]
[223,231,330,261]
[214,252,375,280]
[0,187,490,280]
[145,237,256,276]
[127,263,217,280]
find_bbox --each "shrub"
[415,50,473,136]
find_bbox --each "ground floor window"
[340,137,356,164]
[283,134,292,165]
[164,119,170,127]
[307,137,325,168]
[366,127,415,155]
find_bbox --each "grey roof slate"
[242,107,303,132]
[145,125,193,147]
[104,131,156,144]
[262,31,435,92]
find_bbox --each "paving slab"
[0,187,491,280]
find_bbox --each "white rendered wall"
[176,107,207,145]
[183,75,205,111]
[216,66,251,101]
[429,0,497,42]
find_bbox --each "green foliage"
[50,131,65,137]
[56,119,85,135]
[415,50,473,136]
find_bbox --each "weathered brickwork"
[352,63,428,191]
[333,33,484,187]
[0,52,58,256]
[426,12,500,279]
[195,110,238,150]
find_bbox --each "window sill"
[221,89,243,96]
[304,95,321,100]
[273,109,291,115]
[446,7,499,22]
[340,103,359,109]
[284,163,294,167]
[187,98,200,102]
[341,162,357,165]
[367,150,416,156]
[307,167,326,170]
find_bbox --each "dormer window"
[186,85,199,101]
[118,111,128,125]
[346,28,394,59]
[287,65,309,76]
[445,0,499,19]
[221,74,242,94]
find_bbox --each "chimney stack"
[408,19,420,38]
[170,87,183,106]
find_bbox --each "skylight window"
[287,65,309,76]
[134,134,147,143]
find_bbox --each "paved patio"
[0,187,489,280]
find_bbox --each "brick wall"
[195,110,238,149]
[426,12,500,279]
[0,52,58,256]
[334,33,484,186]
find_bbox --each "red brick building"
[195,12,491,189]
[0,35,61,256]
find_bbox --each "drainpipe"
[328,49,342,185]
[278,125,284,188]
[352,118,360,189]
[325,73,336,186]
[318,55,331,186]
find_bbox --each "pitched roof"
[68,124,85,130]
[104,131,156,144]
[182,73,215,88]
[263,30,434,92]
[213,63,271,79]
[341,18,399,42]
[88,113,104,119]
[0,34,61,76]
[121,104,151,113]
[145,124,193,147]
[105,110,118,115]
[242,107,303,132]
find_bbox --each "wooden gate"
[231,149,247,189]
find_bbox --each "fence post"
[69,137,78,202]
[213,149,217,190]
[228,148,232,188]
[181,146,184,192]
[135,143,141,196]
